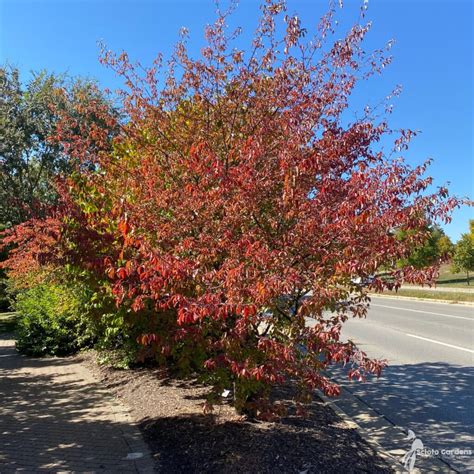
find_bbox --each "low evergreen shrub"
[15,282,94,356]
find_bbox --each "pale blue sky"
[1,0,472,240]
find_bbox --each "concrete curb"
[369,293,474,307]
[318,385,459,473]
[316,388,405,473]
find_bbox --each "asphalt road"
[328,296,473,472]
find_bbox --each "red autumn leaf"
[116,267,127,279]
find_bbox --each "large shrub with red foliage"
[2,1,460,417]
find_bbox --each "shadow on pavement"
[330,362,473,471]
[0,338,152,472]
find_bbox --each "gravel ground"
[80,351,393,474]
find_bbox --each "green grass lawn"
[380,288,474,303]
[435,263,472,288]
[0,312,18,334]
[400,263,473,289]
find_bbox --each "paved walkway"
[0,335,155,473]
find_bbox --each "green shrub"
[92,303,169,369]
[0,223,10,312]
[15,282,94,356]
[92,308,141,369]
[0,277,9,311]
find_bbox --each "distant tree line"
[397,221,474,285]
[451,221,474,284]
[397,225,453,269]
[0,66,114,309]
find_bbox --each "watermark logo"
[400,429,473,471]
[402,429,423,472]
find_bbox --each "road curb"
[318,385,459,473]
[368,293,474,307]
[316,388,405,473]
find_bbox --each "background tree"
[0,66,113,227]
[0,223,8,311]
[0,66,117,310]
[437,232,454,258]
[452,221,474,284]
[398,225,453,269]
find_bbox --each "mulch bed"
[80,351,393,473]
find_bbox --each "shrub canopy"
[1,0,460,416]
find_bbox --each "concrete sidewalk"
[0,335,155,473]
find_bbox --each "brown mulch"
[80,351,393,474]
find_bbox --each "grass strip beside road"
[380,289,474,303]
